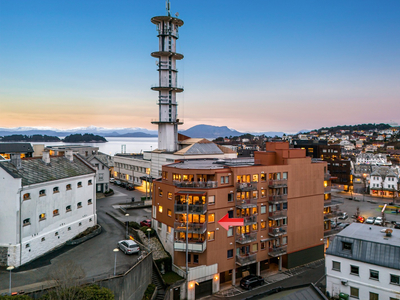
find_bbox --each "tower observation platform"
[151,3,184,152]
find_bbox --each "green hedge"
[140,226,156,237]
[142,284,156,300]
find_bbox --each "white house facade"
[326,223,400,300]
[86,154,110,193]
[369,167,398,198]
[0,151,96,267]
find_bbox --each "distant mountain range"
[0,125,285,139]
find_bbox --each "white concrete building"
[85,154,111,193]
[369,166,398,197]
[0,151,96,267]
[326,223,400,300]
[356,153,391,166]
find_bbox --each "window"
[77,202,82,209]
[168,192,172,200]
[391,274,400,285]
[227,249,233,258]
[260,221,266,229]
[25,244,30,248]
[66,184,72,190]
[283,172,288,179]
[23,218,30,226]
[39,213,46,221]
[332,261,340,271]
[350,265,359,276]
[88,199,92,205]
[282,236,287,244]
[89,218,92,222]
[208,195,215,205]
[342,242,352,251]
[369,292,379,300]
[39,189,46,196]
[53,187,59,193]
[350,286,359,298]
[228,193,234,202]
[225,176,229,184]
[77,182,82,188]
[88,180,92,185]
[252,191,258,199]
[159,206,163,213]
[261,205,266,214]
[208,213,215,223]
[261,190,266,198]
[252,223,258,231]
[260,173,266,181]
[253,174,258,182]
[79,222,82,226]
[53,209,59,217]
[66,205,72,212]
[221,177,224,184]
[370,270,379,281]
[167,209,172,217]
[252,243,258,252]
[55,232,59,236]
[208,231,215,241]
[227,227,233,237]
[68,227,71,231]
[194,255,199,264]
[159,189,163,197]
[41,237,45,242]
[23,193,30,200]
[167,226,172,234]
[188,254,191,263]
[261,242,265,250]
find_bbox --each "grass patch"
[142,284,156,300]
[162,271,184,285]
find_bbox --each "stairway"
[152,264,166,300]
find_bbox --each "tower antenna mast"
[166,0,171,16]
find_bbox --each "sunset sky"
[1,0,399,133]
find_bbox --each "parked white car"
[374,217,383,226]
[118,240,140,254]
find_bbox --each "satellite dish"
[175,12,179,17]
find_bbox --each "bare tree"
[46,260,86,300]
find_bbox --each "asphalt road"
[0,185,149,293]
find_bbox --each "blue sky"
[1,0,399,133]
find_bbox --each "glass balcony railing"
[268,246,287,257]
[173,181,217,189]
[236,198,258,209]
[236,253,257,266]
[268,210,287,220]
[323,210,343,220]
[174,202,207,215]
[268,194,288,204]
[174,240,206,253]
[268,179,288,188]
[236,182,258,192]
[242,214,258,225]
[268,226,287,237]
[174,222,207,234]
[236,232,257,244]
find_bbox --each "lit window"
[77,202,82,208]
[260,221,266,229]
[207,231,215,241]
[23,218,30,226]
[260,173,266,181]
[159,206,163,213]
[167,226,172,234]
[252,174,258,182]
[261,190,266,198]
[168,192,172,199]
[39,189,46,197]
[66,184,72,190]
[23,193,30,200]
[167,209,172,217]
[252,223,258,231]
[66,205,72,212]
[53,209,59,216]
[159,189,163,197]
[208,213,215,223]
[53,187,59,193]
[39,213,46,221]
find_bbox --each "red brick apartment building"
[152,142,326,299]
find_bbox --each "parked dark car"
[114,180,121,186]
[240,274,265,290]
[336,223,350,230]
[394,222,400,229]
[120,182,128,188]
[140,219,151,227]
[126,184,135,190]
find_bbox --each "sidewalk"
[206,259,325,299]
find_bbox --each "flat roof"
[167,158,255,170]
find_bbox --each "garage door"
[195,279,212,299]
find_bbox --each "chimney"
[42,150,51,164]
[65,150,74,162]
[10,153,22,169]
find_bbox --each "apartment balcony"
[323,210,343,220]
[174,202,207,215]
[268,210,287,220]
[236,198,258,209]
[236,182,258,192]
[236,253,257,266]
[236,232,257,245]
[173,181,218,189]
[268,246,287,257]
[268,194,288,204]
[268,179,288,188]
[174,222,207,234]
[242,214,258,226]
[174,240,206,253]
[268,226,287,237]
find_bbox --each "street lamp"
[125,213,130,238]
[113,248,119,276]
[6,266,14,295]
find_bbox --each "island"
[62,133,107,143]
[0,134,61,142]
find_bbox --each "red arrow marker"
[218,213,244,231]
